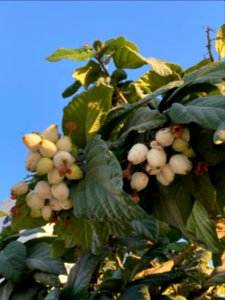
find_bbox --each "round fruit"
[51,182,70,201]
[39,139,57,158]
[36,157,54,175]
[56,136,72,152]
[58,198,73,210]
[53,151,75,172]
[11,181,29,199]
[22,133,42,151]
[34,181,52,199]
[155,128,175,147]
[47,168,64,185]
[66,164,83,180]
[41,124,59,143]
[41,205,53,221]
[172,138,189,152]
[26,192,45,210]
[127,143,149,165]
[146,149,167,169]
[25,151,42,171]
[130,172,149,192]
[169,154,192,175]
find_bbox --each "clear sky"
[0,1,224,204]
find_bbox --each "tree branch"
[205,26,214,62]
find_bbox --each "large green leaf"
[113,46,146,69]
[119,285,150,300]
[46,47,95,62]
[131,217,159,242]
[9,279,42,300]
[71,135,147,222]
[100,36,139,55]
[185,201,220,253]
[0,241,26,283]
[216,24,225,58]
[26,242,66,275]
[63,84,113,148]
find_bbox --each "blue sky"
[0,1,224,204]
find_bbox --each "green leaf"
[130,217,159,242]
[63,84,113,148]
[72,60,104,89]
[26,242,66,275]
[62,81,82,98]
[185,201,220,253]
[72,135,147,222]
[119,285,151,300]
[100,36,139,55]
[146,58,173,76]
[90,277,123,299]
[33,271,61,287]
[9,279,42,300]
[0,241,26,283]
[113,46,147,69]
[46,47,95,62]
[184,58,212,74]
[216,24,225,58]
[204,271,225,287]
[0,280,14,299]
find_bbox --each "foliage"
[1,25,225,299]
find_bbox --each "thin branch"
[205,26,214,62]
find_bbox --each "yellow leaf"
[215,24,225,58]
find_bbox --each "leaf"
[45,289,60,300]
[185,201,221,253]
[184,58,212,74]
[216,24,225,58]
[90,278,123,300]
[63,84,113,148]
[113,46,147,69]
[46,47,95,62]
[33,271,61,287]
[26,242,66,275]
[204,271,225,287]
[130,217,159,242]
[146,58,173,76]
[9,279,42,300]
[72,135,147,222]
[167,102,225,130]
[0,280,14,300]
[72,60,104,88]
[62,81,82,98]
[100,36,139,55]
[118,285,150,300]
[0,241,26,283]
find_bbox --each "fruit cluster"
[10,125,83,221]
[127,125,195,192]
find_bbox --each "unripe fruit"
[22,133,42,151]
[145,164,161,175]
[51,182,70,201]
[182,147,196,158]
[34,181,52,199]
[155,128,175,147]
[169,154,192,175]
[49,197,62,211]
[36,157,54,175]
[25,151,42,171]
[41,124,59,143]
[66,164,83,180]
[150,140,164,150]
[146,149,167,169]
[56,136,72,152]
[11,181,29,199]
[130,172,149,192]
[127,143,149,165]
[58,198,73,210]
[30,209,42,218]
[181,127,190,142]
[172,138,189,152]
[26,192,45,210]
[41,205,53,221]
[156,172,170,186]
[161,164,175,183]
[39,139,57,158]
[47,168,64,185]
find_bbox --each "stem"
[112,252,124,271]
[205,26,214,62]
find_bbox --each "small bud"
[51,182,70,201]
[41,124,59,143]
[130,172,149,192]
[36,157,54,175]
[47,168,64,185]
[172,138,189,152]
[26,191,45,210]
[34,181,52,199]
[58,198,73,210]
[146,149,167,169]
[66,164,83,180]
[155,128,175,147]
[25,151,42,171]
[41,205,53,221]
[22,133,42,151]
[39,139,57,158]
[127,143,149,165]
[56,136,72,152]
[11,181,29,199]
[169,154,192,175]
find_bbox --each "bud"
[156,172,170,186]
[146,149,167,169]
[30,209,42,218]
[51,182,70,201]
[34,181,52,199]
[66,164,83,180]
[36,157,54,175]
[47,168,64,185]
[39,139,57,158]
[53,151,75,173]
[130,172,149,192]
[56,136,72,152]
[172,138,189,152]
[25,151,42,171]
[155,128,175,147]
[11,181,29,198]
[58,198,73,210]
[49,197,62,211]
[41,124,59,143]
[127,143,149,165]
[22,133,41,151]
[26,191,45,210]
[161,164,175,183]
[169,154,192,175]
[41,205,53,221]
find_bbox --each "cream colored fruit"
[58,198,73,210]
[161,164,175,183]
[47,168,64,185]
[149,140,164,150]
[22,133,42,151]
[127,143,149,165]
[41,124,59,143]
[51,182,70,200]
[130,172,149,192]
[56,136,72,152]
[169,154,192,175]
[49,197,62,211]
[66,164,83,180]
[156,172,170,186]
[34,181,52,199]
[36,157,54,175]
[53,151,75,171]
[26,151,42,171]
[39,139,57,158]
[11,181,29,197]
[26,192,45,210]
[146,149,167,169]
[41,205,53,221]
[155,128,175,147]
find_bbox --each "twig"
[112,252,124,271]
[205,26,214,62]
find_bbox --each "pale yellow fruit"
[130,172,149,192]
[53,151,75,171]
[146,149,167,169]
[41,124,59,143]
[30,209,42,218]
[182,147,196,158]
[169,154,192,175]
[51,182,70,201]
[49,197,62,211]
[34,181,52,199]
[58,198,73,210]
[161,164,175,183]
[56,136,72,152]
[41,205,53,221]
[11,181,29,197]
[36,157,54,175]
[22,133,42,151]
[155,128,175,147]
[156,172,170,186]
[181,127,190,142]
[39,139,57,158]
[65,164,83,180]
[127,143,149,165]
[172,138,189,152]
[26,191,45,210]
[47,168,64,185]
[25,151,42,171]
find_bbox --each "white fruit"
[49,197,62,211]
[65,164,83,180]
[26,191,45,210]
[41,205,53,221]
[56,136,72,152]
[156,172,170,186]
[146,149,167,169]
[58,198,73,210]
[36,157,54,175]
[41,124,59,143]
[127,143,149,165]
[145,164,161,175]
[25,151,42,171]
[11,181,29,198]
[51,182,70,200]
[47,168,64,185]
[34,181,52,199]
[130,172,149,192]
[172,138,189,152]
[161,164,175,183]
[53,151,75,172]
[149,140,164,150]
[155,128,175,147]
[169,154,192,175]
[39,139,57,158]
[22,133,42,151]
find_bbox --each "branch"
[205,26,214,62]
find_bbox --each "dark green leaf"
[0,280,14,299]
[62,81,81,98]
[46,47,95,62]
[90,278,123,300]
[0,241,26,283]
[131,217,159,242]
[63,84,113,148]
[119,285,150,300]
[9,279,42,300]
[205,271,225,287]
[113,46,146,69]
[33,271,61,287]
[184,58,212,74]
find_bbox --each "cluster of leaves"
[0,24,225,299]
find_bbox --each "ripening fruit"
[127,143,149,165]
[182,147,196,158]
[39,139,57,158]
[47,168,64,185]
[25,151,42,171]
[51,182,70,201]
[146,149,167,169]
[11,181,29,199]
[181,127,190,142]
[169,154,192,175]
[33,181,52,199]
[22,133,42,151]
[156,172,170,186]
[172,138,189,152]
[66,164,83,180]
[36,157,54,175]
[58,198,73,210]
[130,172,149,192]
[56,136,72,152]
[30,209,42,218]
[41,205,53,221]
[41,124,59,143]
[155,128,175,147]
[26,191,45,210]
[160,164,175,183]
[53,151,75,172]
[145,164,161,175]
[49,197,62,211]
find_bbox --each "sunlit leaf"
[46,47,95,62]
[215,24,225,58]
